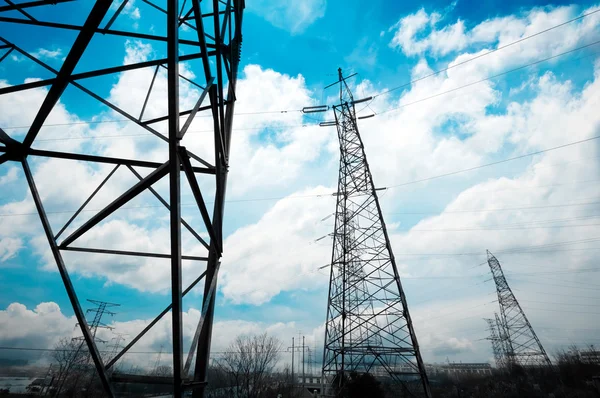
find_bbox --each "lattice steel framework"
[487,251,552,369]
[0,1,244,397]
[484,314,508,370]
[322,68,431,397]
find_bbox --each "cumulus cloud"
[2,2,600,366]
[0,303,76,363]
[0,167,18,186]
[220,186,335,305]
[0,237,22,262]
[390,3,600,58]
[31,48,63,60]
[0,301,322,369]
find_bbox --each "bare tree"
[217,333,282,398]
[49,337,88,396]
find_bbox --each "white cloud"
[31,48,63,60]
[2,3,600,366]
[390,4,600,58]
[249,0,327,34]
[0,302,76,363]
[0,167,18,186]
[0,301,322,370]
[111,0,141,22]
[390,9,467,56]
[220,186,335,305]
[0,237,22,262]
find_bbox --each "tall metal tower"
[322,68,431,397]
[484,314,507,370]
[487,251,552,368]
[0,1,244,397]
[55,300,119,396]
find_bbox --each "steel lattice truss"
[0,1,243,397]
[487,251,552,369]
[322,69,431,398]
[484,313,508,370]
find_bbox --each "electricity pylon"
[484,314,507,370]
[0,1,244,396]
[55,300,119,396]
[322,68,431,397]
[487,251,552,368]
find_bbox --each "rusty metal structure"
[0,1,244,396]
[321,69,431,397]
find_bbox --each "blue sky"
[1,0,600,370]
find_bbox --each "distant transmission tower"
[85,300,120,340]
[55,300,119,396]
[321,68,431,397]
[484,314,507,370]
[487,251,552,368]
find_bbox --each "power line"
[386,199,600,216]
[409,223,600,232]
[522,306,600,316]
[380,135,600,189]
[515,289,599,300]
[393,239,600,258]
[372,8,600,99]
[32,124,320,142]
[508,278,600,291]
[519,299,600,308]
[372,40,600,116]
[2,12,597,135]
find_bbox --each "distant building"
[567,348,600,365]
[580,350,600,365]
[296,376,321,397]
[428,362,493,378]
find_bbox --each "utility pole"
[321,68,431,397]
[287,338,295,387]
[302,335,305,390]
[487,251,552,368]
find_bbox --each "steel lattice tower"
[487,251,552,368]
[0,1,244,397]
[484,314,508,370]
[322,68,431,397]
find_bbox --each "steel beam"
[193,3,243,396]
[22,0,112,148]
[59,162,170,247]
[180,148,220,253]
[179,77,214,139]
[167,0,184,396]
[0,52,205,95]
[61,246,209,261]
[105,271,207,370]
[126,165,210,250]
[54,164,120,240]
[0,16,203,46]
[0,0,73,12]
[22,159,115,397]
[28,148,214,174]
[183,261,221,376]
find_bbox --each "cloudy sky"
[1,0,600,373]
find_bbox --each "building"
[428,363,493,378]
